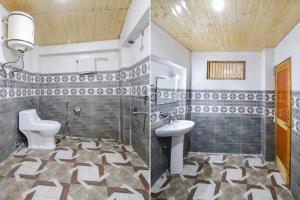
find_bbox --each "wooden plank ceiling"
[152,0,300,51]
[0,0,131,46]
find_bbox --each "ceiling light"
[171,8,178,16]
[175,5,182,14]
[212,0,224,11]
[55,0,67,3]
[181,1,187,10]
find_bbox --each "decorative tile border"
[292,91,300,137]
[189,90,274,117]
[41,72,120,83]
[190,90,274,102]
[39,58,150,98]
[292,118,300,137]
[189,105,263,115]
[0,57,150,100]
[0,88,33,98]
[151,89,275,124]
[0,69,39,100]
[120,58,150,81]
[292,91,300,110]
[7,70,41,84]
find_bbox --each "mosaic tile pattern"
[151,90,275,123]
[0,58,151,99]
[188,90,274,117]
[40,60,150,97]
[0,137,149,200]
[292,92,300,137]
[0,70,40,99]
[151,153,292,200]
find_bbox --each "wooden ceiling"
[152,0,300,51]
[0,0,131,46]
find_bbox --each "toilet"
[19,109,61,149]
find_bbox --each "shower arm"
[132,108,147,115]
[132,111,148,115]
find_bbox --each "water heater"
[6,11,34,52]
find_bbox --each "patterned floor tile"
[0,136,149,200]
[68,184,107,200]
[151,153,293,200]
[38,161,73,183]
[0,177,35,200]
[77,150,102,163]
[105,165,145,189]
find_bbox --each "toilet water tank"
[7,11,34,52]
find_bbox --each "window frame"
[207,61,246,80]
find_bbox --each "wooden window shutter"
[207,61,245,80]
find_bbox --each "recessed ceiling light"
[171,8,178,16]
[55,0,67,3]
[175,5,182,14]
[181,1,187,10]
[212,0,224,11]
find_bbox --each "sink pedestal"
[155,120,195,175]
[170,135,184,174]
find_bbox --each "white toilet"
[19,109,61,149]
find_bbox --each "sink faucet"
[168,112,177,124]
[159,112,177,124]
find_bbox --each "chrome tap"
[168,112,177,124]
[159,112,177,124]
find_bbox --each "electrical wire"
[0,54,25,79]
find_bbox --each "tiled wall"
[261,90,276,161]
[291,91,300,199]
[150,88,276,184]
[0,70,39,162]
[120,57,150,165]
[39,57,150,164]
[187,90,274,154]
[39,71,121,139]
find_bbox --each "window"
[207,61,245,80]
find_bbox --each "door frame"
[274,57,292,186]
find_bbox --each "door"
[275,58,291,186]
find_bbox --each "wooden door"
[275,58,291,186]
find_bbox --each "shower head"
[128,40,135,44]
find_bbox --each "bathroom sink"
[155,120,195,137]
[155,120,195,175]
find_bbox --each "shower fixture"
[62,101,72,137]
[132,108,147,115]
[128,40,135,44]
[133,108,148,132]
[140,31,144,51]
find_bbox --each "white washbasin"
[155,120,195,137]
[155,120,195,175]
